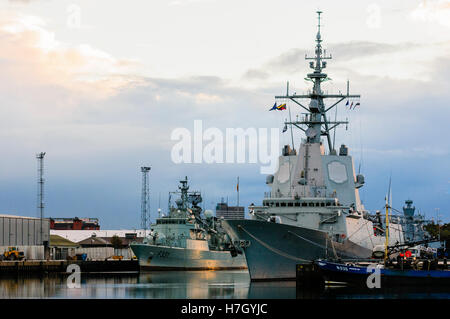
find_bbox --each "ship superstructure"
[223,12,408,280]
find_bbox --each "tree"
[110,235,123,249]
[424,223,450,241]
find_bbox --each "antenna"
[141,166,151,236]
[286,81,295,150]
[158,191,161,218]
[317,11,322,37]
[237,176,240,207]
[36,152,46,245]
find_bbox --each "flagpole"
[287,81,295,150]
[237,176,240,207]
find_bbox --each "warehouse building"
[50,230,145,260]
[49,234,79,260]
[0,214,50,260]
[50,217,100,230]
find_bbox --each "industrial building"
[0,214,50,259]
[50,229,146,260]
[49,234,79,260]
[50,217,100,230]
[215,202,245,220]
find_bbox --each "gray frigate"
[130,177,247,270]
[222,12,413,281]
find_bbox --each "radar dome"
[204,210,213,218]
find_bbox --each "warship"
[130,177,247,270]
[222,12,417,280]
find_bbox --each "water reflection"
[1,272,446,299]
[133,271,251,299]
[295,284,450,299]
[0,271,255,299]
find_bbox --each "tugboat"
[222,11,410,281]
[314,258,450,288]
[314,199,448,288]
[130,177,247,270]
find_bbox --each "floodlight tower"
[36,152,46,244]
[141,166,151,236]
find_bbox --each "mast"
[275,11,360,154]
[178,176,189,210]
[384,195,389,264]
[36,152,45,245]
[140,166,151,235]
[237,176,240,207]
[286,81,295,149]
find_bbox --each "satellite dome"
[204,210,213,218]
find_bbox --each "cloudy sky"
[0,0,448,228]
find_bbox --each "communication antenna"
[286,81,295,150]
[141,166,151,236]
[158,191,161,218]
[36,152,46,245]
[237,177,240,207]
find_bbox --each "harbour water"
[0,271,448,299]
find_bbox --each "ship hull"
[317,260,450,287]
[223,219,372,281]
[130,243,247,270]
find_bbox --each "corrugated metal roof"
[49,235,79,247]
[77,236,111,246]
[0,214,50,221]
[50,229,147,242]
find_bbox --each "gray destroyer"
[130,177,247,270]
[223,12,415,281]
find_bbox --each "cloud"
[0,12,142,99]
[8,0,41,3]
[0,8,448,226]
[411,0,450,28]
[242,40,450,83]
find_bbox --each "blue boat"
[315,259,450,287]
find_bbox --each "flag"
[277,103,286,110]
[350,102,353,108]
[282,124,288,133]
[346,100,349,106]
[237,178,239,192]
[269,102,277,111]
[351,102,360,110]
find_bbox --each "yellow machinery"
[3,247,25,261]
[111,255,123,260]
